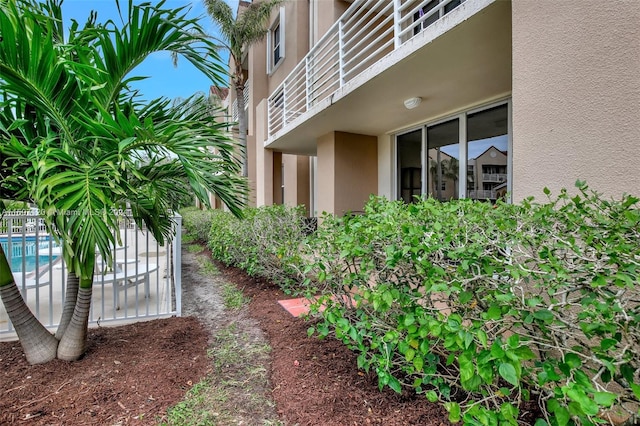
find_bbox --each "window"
[396,101,510,203]
[427,118,459,201]
[412,0,465,36]
[467,104,509,202]
[397,129,423,204]
[267,8,285,73]
[273,23,281,64]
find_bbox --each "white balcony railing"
[231,79,250,123]
[267,0,466,138]
[482,173,507,183]
[468,190,497,200]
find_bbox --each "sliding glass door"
[397,128,423,203]
[396,100,510,203]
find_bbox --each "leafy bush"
[306,182,640,425]
[208,204,313,295]
[180,207,216,242]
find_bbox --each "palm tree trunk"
[57,284,92,361]
[0,246,58,364]
[55,273,79,340]
[236,83,248,177]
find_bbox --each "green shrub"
[306,182,640,425]
[180,207,216,242]
[208,204,312,295]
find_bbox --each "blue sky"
[60,0,239,101]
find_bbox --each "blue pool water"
[0,236,60,273]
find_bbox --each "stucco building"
[224,0,640,216]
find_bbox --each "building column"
[283,154,310,216]
[317,131,378,216]
[255,99,274,206]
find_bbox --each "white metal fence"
[267,0,466,137]
[0,211,182,340]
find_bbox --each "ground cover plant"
[207,182,640,425]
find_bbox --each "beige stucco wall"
[283,154,310,215]
[312,0,350,43]
[377,134,394,199]
[267,2,309,90]
[317,131,378,215]
[512,1,640,201]
[255,100,274,207]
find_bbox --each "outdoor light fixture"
[403,97,422,109]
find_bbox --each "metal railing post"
[394,0,402,48]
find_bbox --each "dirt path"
[179,245,281,424]
[180,247,226,329]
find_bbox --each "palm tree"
[203,0,284,176]
[429,156,459,200]
[0,0,247,364]
[443,157,459,199]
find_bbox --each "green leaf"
[404,314,416,327]
[444,402,461,422]
[600,338,618,351]
[426,390,438,402]
[499,363,519,386]
[563,353,582,369]
[477,329,488,348]
[533,309,554,322]
[593,392,617,407]
[630,383,640,400]
[566,387,599,416]
[555,407,570,426]
[388,376,402,393]
[490,340,505,359]
[500,402,518,421]
[507,334,520,348]
[413,356,424,372]
[486,304,502,320]
[405,348,416,362]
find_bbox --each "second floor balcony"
[265,0,511,154]
[482,173,507,183]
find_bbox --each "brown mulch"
[223,265,450,426]
[0,253,450,425]
[0,317,210,425]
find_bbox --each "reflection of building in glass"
[467,146,507,202]
[427,149,457,201]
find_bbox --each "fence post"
[173,214,182,316]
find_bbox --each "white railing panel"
[482,173,507,183]
[266,0,468,139]
[0,210,181,340]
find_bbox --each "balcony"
[265,0,511,154]
[482,173,507,183]
[467,189,497,200]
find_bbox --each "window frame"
[394,98,512,203]
[267,7,285,74]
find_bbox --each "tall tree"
[203,0,283,176]
[0,0,247,364]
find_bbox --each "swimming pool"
[0,236,60,273]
